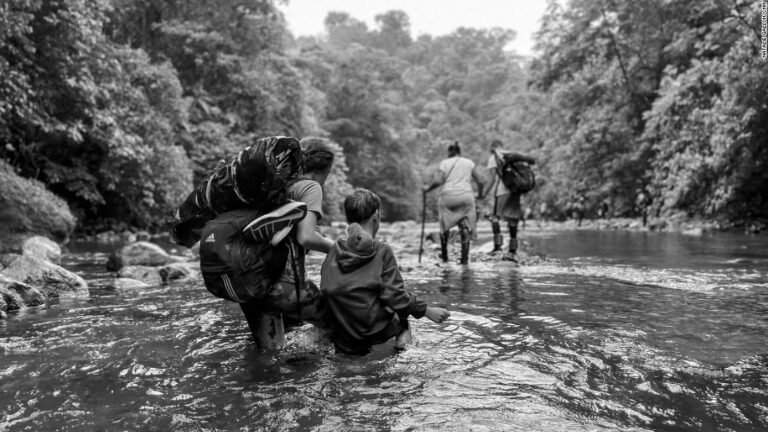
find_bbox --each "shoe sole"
[243,202,307,242]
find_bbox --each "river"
[1,225,767,431]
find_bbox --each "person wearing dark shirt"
[321,189,451,355]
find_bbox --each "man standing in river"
[483,139,536,262]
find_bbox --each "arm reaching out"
[425,306,450,323]
[295,211,333,253]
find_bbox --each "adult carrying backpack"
[497,154,536,194]
[170,136,304,248]
[199,202,307,303]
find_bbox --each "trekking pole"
[418,190,427,263]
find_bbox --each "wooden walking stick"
[419,190,427,263]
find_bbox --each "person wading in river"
[239,138,336,338]
[424,142,484,265]
[321,189,451,355]
[484,139,536,262]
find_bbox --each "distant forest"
[1,0,766,231]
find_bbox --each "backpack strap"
[287,239,304,319]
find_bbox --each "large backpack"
[199,206,306,303]
[497,154,536,194]
[170,136,304,247]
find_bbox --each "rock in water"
[22,236,62,263]
[159,262,198,282]
[0,273,46,310]
[113,241,182,269]
[1,255,87,297]
[682,227,704,236]
[117,266,163,286]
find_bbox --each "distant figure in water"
[538,202,549,221]
[321,189,451,355]
[635,189,652,227]
[572,195,586,227]
[484,139,536,262]
[424,142,484,265]
[597,199,610,219]
[522,206,533,228]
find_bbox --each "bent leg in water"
[257,279,330,328]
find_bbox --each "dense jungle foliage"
[1,0,766,232]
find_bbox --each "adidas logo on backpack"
[204,233,216,243]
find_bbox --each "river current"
[1,224,767,431]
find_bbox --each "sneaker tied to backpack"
[243,201,308,244]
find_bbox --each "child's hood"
[334,223,377,273]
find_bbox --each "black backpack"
[497,154,535,194]
[199,208,294,303]
[170,136,304,248]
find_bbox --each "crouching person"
[321,189,450,355]
[201,138,337,349]
[238,138,337,345]
[200,201,326,348]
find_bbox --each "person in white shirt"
[424,142,484,265]
[484,139,536,262]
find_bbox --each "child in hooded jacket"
[321,189,451,355]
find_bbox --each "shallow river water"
[2,224,768,431]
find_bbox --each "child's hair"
[490,139,503,150]
[300,137,335,173]
[344,189,381,223]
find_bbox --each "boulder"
[682,227,704,236]
[120,231,137,244]
[1,255,88,298]
[0,253,21,271]
[0,161,76,253]
[95,230,118,243]
[106,278,150,290]
[159,262,198,282]
[21,236,62,263]
[0,273,45,309]
[118,266,163,285]
[111,241,182,270]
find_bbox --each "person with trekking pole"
[423,142,484,265]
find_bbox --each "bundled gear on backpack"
[170,136,305,248]
[200,202,307,303]
[495,153,536,194]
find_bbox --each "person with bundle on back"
[483,139,536,263]
[170,136,335,348]
[237,138,336,339]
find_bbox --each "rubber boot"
[459,225,470,265]
[439,231,449,263]
[503,223,519,262]
[491,221,503,254]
